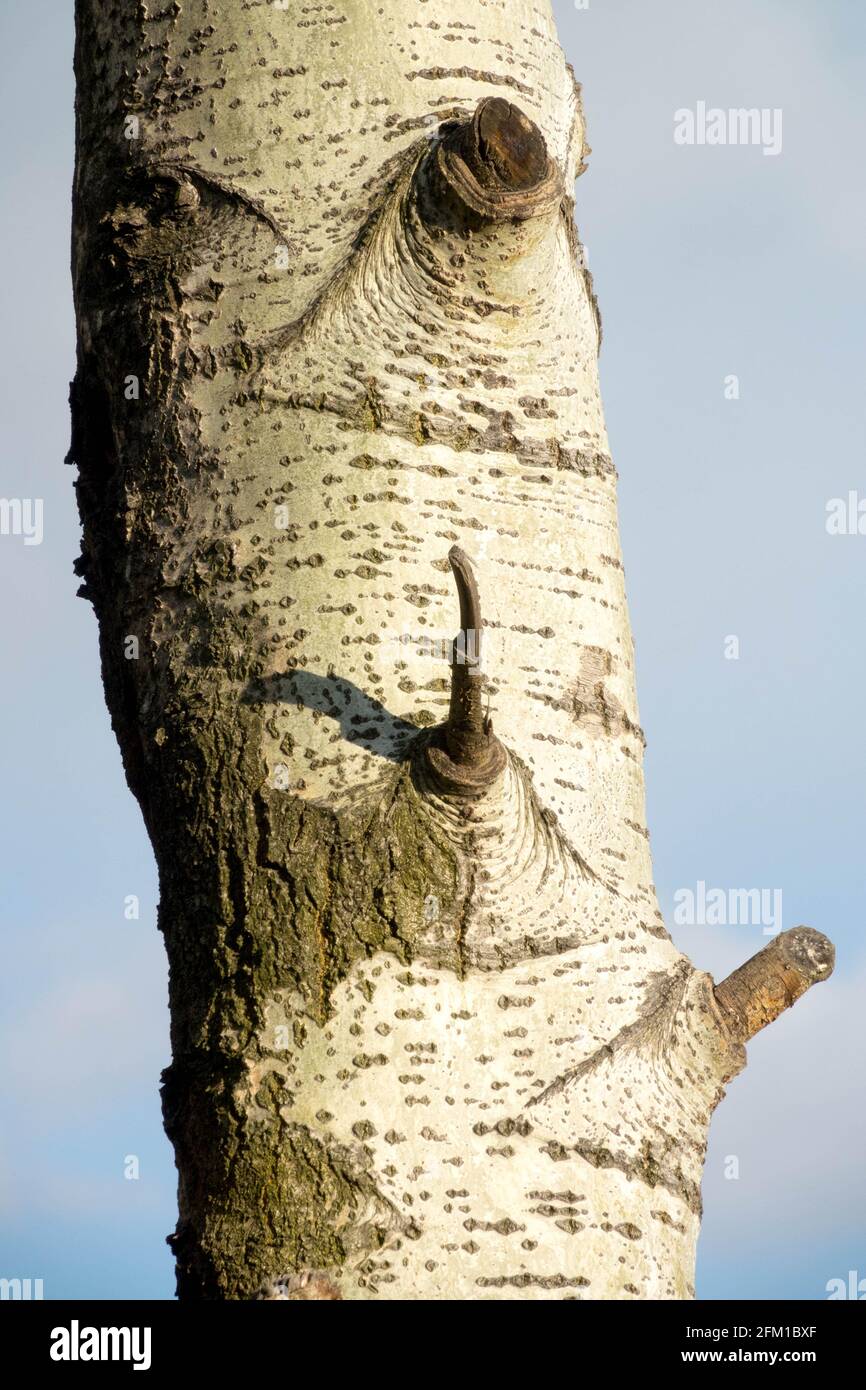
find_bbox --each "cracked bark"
[70,0,833,1300]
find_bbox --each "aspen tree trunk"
[70,0,833,1300]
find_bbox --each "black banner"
[5,1298,862,1375]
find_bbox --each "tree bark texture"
[69,0,833,1300]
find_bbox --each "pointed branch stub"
[424,546,506,795]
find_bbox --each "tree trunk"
[69,0,833,1300]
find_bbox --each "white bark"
[71,0,833,1299]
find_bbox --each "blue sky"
[0,0,863,1300]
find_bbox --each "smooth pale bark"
[70,0,832,1300]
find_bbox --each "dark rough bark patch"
[163,1065,409,1299]
[570,1140,703,1218]
[146,682,477,1296]
[476,1272,591,1289]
